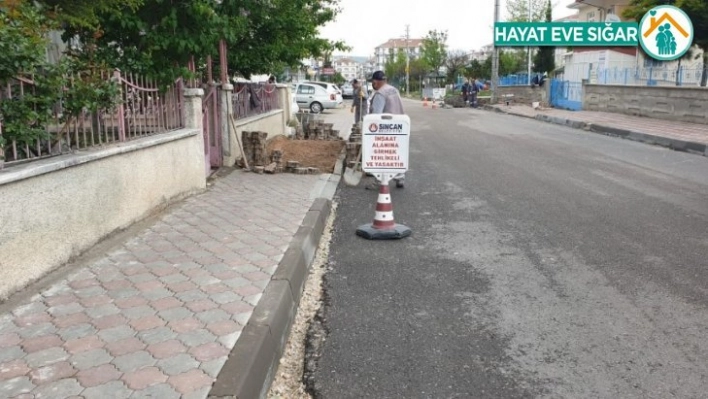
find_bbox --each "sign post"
[356,114,412,240]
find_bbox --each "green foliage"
[466,59,486,79]
[219,0,345,79]
[0,1,57,149]
[384,49,408,82]
[332,71,346,85]
[421,30,448,77]
[533,0,555,74]
[37,0,142,30]
[0,1,51,83]
[506,0,548,22]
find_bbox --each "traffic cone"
[356,182,412,240]
[423,97,428,107]
[432,101,437,109]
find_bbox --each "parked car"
[340,83,354,98]
[304,81,344,104]
[293,82,343,113]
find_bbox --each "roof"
[375,38,424,49]
[644,12,690,38]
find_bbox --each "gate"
[550,79,583,111]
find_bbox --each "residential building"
[374,38,424,71]
[552,13,579,76]
[560,0,637,82]
[560,0,704,86]
[332,57,363,81]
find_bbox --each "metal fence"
[1,71,183,167]
[232,83,281,120]
[499,73,534,86]
[594,66,706,87]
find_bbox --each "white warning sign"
[361,114,410,174]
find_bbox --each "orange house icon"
[643,12,690,38]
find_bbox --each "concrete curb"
[208,152,343,399]
[483,105,708,158]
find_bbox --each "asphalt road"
[306,101,708,399]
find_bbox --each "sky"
[318,0,579,56]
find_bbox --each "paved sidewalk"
[486,104,708,156]
[0,170,334,398]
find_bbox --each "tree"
[420,29,448,86]
[506,0,548,22]
[533,0,555,75]
[384,48,407,84]
[36,0,141,30]
[466,59,485,79]
[61,0,344,83]
[500,50,525,75]
[623,0,708,86]
[444,50,469,84]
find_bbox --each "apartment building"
[374,38,424,71]
[333,57,363,81]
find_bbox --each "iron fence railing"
[0,71,183,167]
[594,65,706,87]
[232,83,281,120]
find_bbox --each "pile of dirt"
[266,136,344,173]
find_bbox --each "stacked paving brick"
[294,113,341,141]
[241,131,269,167]
[345,122,362,167]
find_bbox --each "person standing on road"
[369,70,406,188]
[350,79,368,124]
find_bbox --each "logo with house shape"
[638,5,694,61]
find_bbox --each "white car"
[305,81,344,104]
[340,83,354,98]
[293,82,343,113]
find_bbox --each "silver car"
[340,83,354,98]
[293,83,343,113]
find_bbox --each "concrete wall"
[223,110,285,167]
[495,85,550,105]
[0,129,206,299]
[583,84,708,125]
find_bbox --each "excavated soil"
[266,136,344,173]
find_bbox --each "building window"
[587,11,595,22]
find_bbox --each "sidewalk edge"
[483,105,708,157]
[209,174,340,399]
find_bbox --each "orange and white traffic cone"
[356,182,412,240]
[423,97,428,107]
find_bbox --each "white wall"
[0,130,206,299]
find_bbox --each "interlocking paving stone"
[76,364,123,387]
[69,349,112,370]
[0,172,321,398]
[0,376,35,397]
[81,380,132,399]
[32,378,83,398]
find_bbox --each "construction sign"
[361,114,410,175]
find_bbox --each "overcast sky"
[319,0,579,56]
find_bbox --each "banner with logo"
[493,5,694,61]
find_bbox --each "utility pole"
[527,0,532,85]
[405,24,410,96]
[491,0,500,103]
